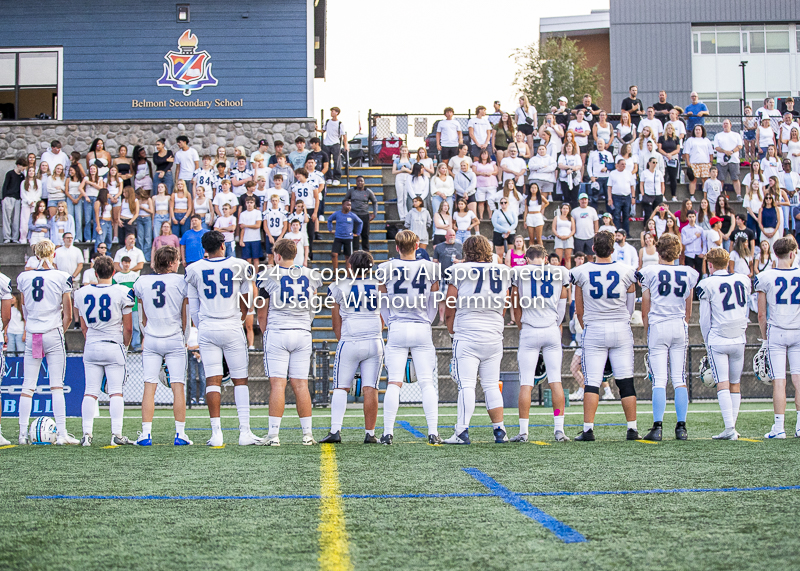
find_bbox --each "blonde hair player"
[697,247,751,440]
[16,240,77,445]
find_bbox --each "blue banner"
[1,356,86,417]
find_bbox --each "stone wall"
[0,118,317,160]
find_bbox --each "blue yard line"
[463,468,588,544]
[517,484,800,498]
[397,421,426,438]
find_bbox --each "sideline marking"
[738,437,762,443]
[0,445,17,450]
[635,439,659,445]
[397,421,425,438]
[530,441,551,446]
[318,443,352,571]
[464,468,587,544]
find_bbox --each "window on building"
[765,30,790,53]
[0,49,60,120]
[747,29,766,53]
[700,33,716,54]
[716,32,740,54]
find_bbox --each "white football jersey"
[637,264,699,326]
[754,267,800,330]
[263,208,287,237]
[451,262,513,342]
[570,262,636,324]
[185,257,252,328]
[512,264,568,329]
[133,273,188,338]
[696,271,751,339]
[257,265,323,332]
[291,181,317,209]
[193,168,217,190]
[0,271,11,330]
[328,278,383,341]
[17,268,73,333]
[377,259,439,325]
[74,284,134,344]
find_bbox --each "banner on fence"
[1,356,86,418]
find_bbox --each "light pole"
[739,61,748,118]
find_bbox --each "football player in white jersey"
[256,238,323,446]
[570,231,640,441]
[320,251,385,444]
[133,246,192,446]
[697,247,751,440]
[184,230,262,446]
[637,233,699,441]
[0,270,12,445]
[75,256,135,446]
[444,235,513,445]
[16,240,77,445]
[755,236,800,438]
[510,245,570,442]
[376,230,442,445]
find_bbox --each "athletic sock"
[674,386,689,423]
[268,416,281,437]
[175,421,185,435]
[109,395,124,435]
[420,383,439,436]
[330,390,347,433]
[234,385,250,432]
[210,417,222,433]
[492,421,506,432]
[456,387,476,434]
[19,396,32,433]
[519,418,530,434]
[365,429,375,436]
[299,416,312,435]
[382,384,401,436]
[583,422,594,432]
[51,389,67,435]
[717,389,734,429]
[554,415,564,434]
[627,420,638,430]
[81,397,95,435]
[142,422,152,436]
[730,392,741,425]
[652,387,667,423]
[603,387,614,397]
[774,414,785,431]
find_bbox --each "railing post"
[367,109,373,167]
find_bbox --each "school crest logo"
[157,29,218,96]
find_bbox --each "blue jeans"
[589,178,608,209]
[131,310,141,350]
[136,216,153,262]
[153,170,174,194]
[67,197,84,241]
[153,213,170,237]
[187,352,206,404]
[611,194,631,235]
[172,214,190,238]
[82,197,96,242]
[225,242,234,257]
[455,230,470,244]
[6,333,23,354]
[95,219,112,250]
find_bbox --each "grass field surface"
[2,402,799,571]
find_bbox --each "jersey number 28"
[84,294,111,323]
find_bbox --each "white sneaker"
[18,431,28,445]
[569,340,577,347]
[0,432,10,446]
[302,433,317,446]
[569,388,584,401]
[56,433,80,445]
[602,390,614,400]
[238,431,264,446]
[672,197,679,202]
[81,434,93,447]
[712,428,738,440]
[765,427,786,439]
[332,180,340,186]
[206,432,224,447]
[263,435,281,446]
[110,434,135,446]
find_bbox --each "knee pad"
[206,385,221,395]
[584,385,600,395]
[616,377,636,399]
[484,388,503,411]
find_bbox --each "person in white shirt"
[756,97,782,136]
[192,155,217,196]
[682,125,714,199]
[54,232,84,287]
[283,218,309,266]
[447,144,473,176]
[713,119,744,199]
[639,106,664,140]
[113,234,145,273]
[317,106,347,186]
[778,112,800,157]
[467,105,492,160]
[567,109,592,177]
[665,109,687,144]
[40,141,71,180]
[607,157,636,236]
[436,107,463,162]
[499,146,526,191]
[249,139,271,168]
[174,136,200,190]
[213,203,237,257]
[587,138,614,208]
[612,229,638,267]
[571,195,600,261]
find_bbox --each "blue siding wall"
[1,0,309,120]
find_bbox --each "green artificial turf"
[1,402,799,571]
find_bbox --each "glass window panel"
[765,24,789,31]
[718,101,741,117]
[0,54,15,86]
[750,31,765,53]
[716,32,740,53]
[700,33,716,54]
[19,52,57,86]
[704,101,719,116]
[0,89,14,120]
[741,25,764,31]
[697,93,716,100]
[766,31,789,53]
[716,25,739,32]
[742,32,748,53]
[693,33,699,54]
[718,92,741,99]
[17,87,56,119]
[768,91,790,98]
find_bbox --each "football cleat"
[764,427,786,439]
[263,436,280,447]
[0,432,9,446]
[56,433,80,445]
[643,423,662,442]
[554,431,570,442]
[111,434,135,446]
[364,433,378,444]
[302,433,317,446]
[675,422,688,441]
[574,429,595,441]
[319,431,342,444]
[796,428,800,438]
[80,434,93,447]
[510,433,529,443]
[135,432,153,446]
[18,432,29,445]
[493,427,509,443]
[626,428,640,441]
[238,431,264,446]
[206,432,224,447]
[379,434,393,445]
[427,434,444,445]
[712,428,738,440]
[443,430,470,445]
[174,433,193,446]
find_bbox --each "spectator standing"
[392,145,414,220]
[715,195,736,251]
[515,95,536,152]
[319,106,346,186]
[306,137,330,180]
[2,157,26,243]
[135,188,154,262]
[571,194,599,261]
[552,202,576,267]
[113,145,134,194]
[730,214,756,255]
[152,138,174,194]
[553,96,571,129]
[492,112,515,163]
[586,138,613,208]
[41,141,70,180]
[558,141,583,207]
[170,180,193,237]
[268,154,293,192]
[194,185,214,230]
[744,180,764,236]
[262,195,288,264]
[638,232,658,270]
[652,91,674,124]
[447,144,472,176]
[758,194,783,250]
[665,108,687,146]
[527,143,557,203]
[523,183,548,246]
[19,166,41,244]
[473,149,497,218]
[607,157,636,235]
[742,106,758,162]
[568,109,592,176]
[429,163,453,215]
[452,196,479,245]
[683,125,714,200]
[787,127,800,173]
[453,159,477,210]
[93,189,114,250]
[761,144,782,179]
[681,210,704,275]
[728,236,753,277]
[432,228,463,321]
[288,136,310,170]
[539,113,564,157]
[179,215,209,266]
[639,107,664,139]
[54,232,84,289]
[432,201,452,246]
[215,147,231,174]
[436,107,463,163]
[344,175,377,251]
[612,229,638,267]
[82,164,105,241]
[212,179,238,217]
[710,120,742,202]
[113,233,145,273]
[491,195,517,258]
[684,92,709,132]
[756,97,782,135]
[284,218,309,267]
[213,203,237,257]
[500,146,526,198]
[250,139,272,167]
[614,111,637,155]
[488,101,503,126]
[327,198,362,271]
[640,155,665,222]
[657,122,682,202]
[778,112,799,157]
[467,105,492,160]
[111,256,141,350]
[592,110,613,149]
[46,201,72,246]
[238,196,263,267]
[230,156,254,196]
[621,85,644,126]
[404,196,431,246]
[151,221,179,266]
[6,293,25,355]
[66,166,87,241]
[703,166,723,206]
[755,239,775,274]
[416,147,435,177]
[174,136,199,191]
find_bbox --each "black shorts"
[579,144,590,155]
[492,231,515,247]
[469,143,487,159]
[440,147,459,162]
[574,237,594,255]
[331,237,353,256]
[517,123,534,136]
[456,192,477,204]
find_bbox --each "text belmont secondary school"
[131,98,244,108]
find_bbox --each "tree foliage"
[513,37,602,114]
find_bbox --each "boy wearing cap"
[705,216,724,256]
[250,139,271,167]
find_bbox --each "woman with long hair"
[293,201,310,234]
[47,201,74,247]
[697,197,713,231]
[404,196,431,246]
[432,200,452,246]
[67,165,87,241]
[118,186,139,243]
[28,200,51,245]
[664,215,681,242]
[524,182,549,245]
[505,234,527,324]
[755,239,775,273]
[683,124,714,199]
[80,163,105,242]
[641,218,657,247]
[527,143,557,202]
[500,178,521,220]
[169,179,192,237]
[193,184,214,230]
[639,155,664,222]
[614,110,636,154]
[617,142,638,177]
[557,140,582,206]
[47,163,66,217]
[86,138,111,179]
[473,148,497,218]
[153,138,175,194]
[452,197,479,244]
[675,198,694,230]
[538,113,563,156]
[106,164,124,244]
[392,145,414,219]
[787,127,800,173]
[113,144,134,189]
[638,232,658,270]
[758,192,783,249]
[36,160,50,206]
[215,146,230,174]
[657,121,681,202]
[552,202,575,268]
[151,221,180,267]
[515,94,536,151]
[742,157,766,191]
[93,188,113,250]
[416,147,434,177]
[492,112,515,163]
[132,145,153,193]
[20,166,41,244]
[756,116,777,160]
[429,162,454,215]
[136,187,154,261]
[491,193,517,258]
[152,182,171,235]
[512,131,530,159]
[728,235,753,277]
[715,195,736,250]
[743,179,764,236]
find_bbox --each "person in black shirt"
[2,157,27,243]
[730,213,755,253]
[783,97,800,120]
[306,137,329,175]
[554,96,571,129]
[573,94,600,128]
[621,85,644,126]
[652,90,674,124]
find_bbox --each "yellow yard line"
[318,444,352,571]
